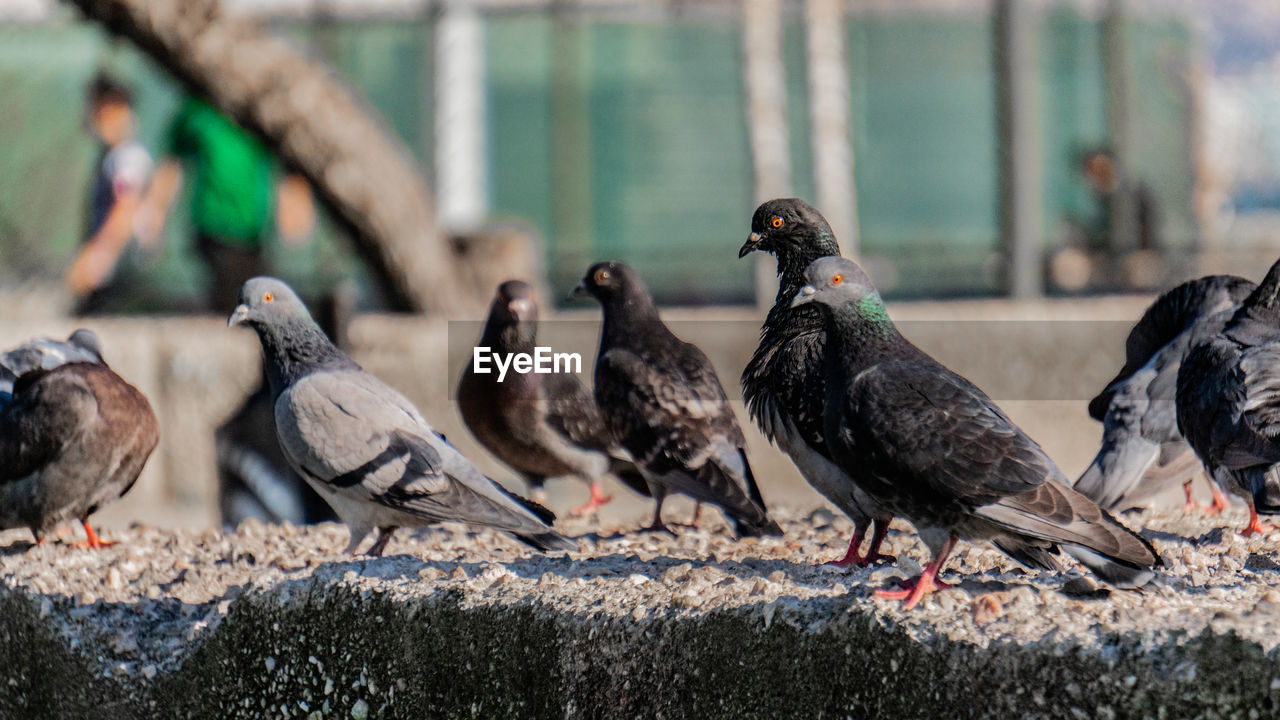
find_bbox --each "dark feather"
[807,256,1159,589]
[580,262,780,536]
[0,362,158,539]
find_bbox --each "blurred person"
[66,74,155,314]
[144,95,314,312]
[1081,148,1161,253]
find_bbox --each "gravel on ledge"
[3,507,1280,718]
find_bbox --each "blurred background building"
[0,0,1274,308]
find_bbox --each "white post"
[804,0,859,257]
[435,0,488,232]
[742,0,792,308]
[996,0,1044,298]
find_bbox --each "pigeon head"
[492,280,539,326]
[569,261,652,308]
[791,257,882,315]
[67,329,104,362]
[1244,257,1280,319]
[740,198,841,267]
[482,280,539,347]
[228,277,313,330]
[229,277,354,396]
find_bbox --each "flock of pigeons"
[4,198,1280,612]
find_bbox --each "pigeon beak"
[228,304,250,327]
[790,285,818,308]
[507,298,532,315]
[738,232,762,259]
[567,283,589,301]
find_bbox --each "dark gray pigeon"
[0,359,158,547]
[230,277,575,556]
[1177,258,1280,537]
[1076,275,1255,512]
[795,256,1160,610]
[0,329,104,404]
[458,280,649,516]
[571,261,783,537]
[739,198,894,567]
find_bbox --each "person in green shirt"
[144,96,313,312]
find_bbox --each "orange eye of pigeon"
[831,274,843,286]
[263,292,274,303]
[771,216,784,229]
[594,269,611,285]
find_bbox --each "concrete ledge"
[4,510,1280,719]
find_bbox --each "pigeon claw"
[820,527,868,568]
[876,535,957,610]
[568,485,614,517]
[875,573,956,610]
[1206,485,1231,516]
[72,522,115,550]
[1241,508,1277,538]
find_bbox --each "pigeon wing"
[843,361,1053,506]
[596,346,743,474]
[276,371,555,533]
[0,369,99,484]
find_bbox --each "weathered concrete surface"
[0,293,1171,532]
[4,510,1280,718]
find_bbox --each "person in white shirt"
[67,74,155,314]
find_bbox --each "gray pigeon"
[229,277,576,556]
[1076,275,1255,512]
[1177,258,1280,537]
[795,257,1160,610]
[571,262,783,537]
[0,359,158,547]
[458,280,650,516]
[0,329,104,403]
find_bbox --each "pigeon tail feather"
[1062,545,1156,590]
[492,481,558,525]
[511,529,577,552]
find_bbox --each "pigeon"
[570,261,783,537]
[0,329,104,403]
[458,280,650,516]
[739,198,894,567]
[217,290,353,526]
[1076,275,1256,512]
[794,256,1160,609]
[229,277,575,556]
[0,358,158,548]
[1176,258,1280,537]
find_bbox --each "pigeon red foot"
[72,521,115,549]
[1206,484,1231,516]
[822,519,896,568]
[1183,477,1231,516]
[876,535,958,610]
[1241,506,1277,538]
[569,484,614,517]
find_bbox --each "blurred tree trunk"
[63,0,466,314]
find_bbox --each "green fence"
[0,4,1196,308]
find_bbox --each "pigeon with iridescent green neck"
[795,256,1160,610]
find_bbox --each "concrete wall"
[0,293,1157,531]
